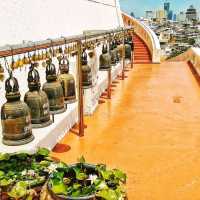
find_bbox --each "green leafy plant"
[0,148,59,199]
[48,156,127,200]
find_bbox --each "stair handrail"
[122,12,161,63]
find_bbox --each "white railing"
[122,12,161,63]
[169,47,200,74]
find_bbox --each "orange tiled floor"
[52,61,200,200]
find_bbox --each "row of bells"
[1,38,133,146]
[1,56,76,146]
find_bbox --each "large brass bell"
[1,71,34,146]
[58,56,76,103]
[99,44,111,71]
[109,42,117,66]
[127,34,134,51]
[113,40,120,63]
[81,51,92,89]
[125,38,132,60]
[0,63,4,81]
[24,63,52,128]
[42,59,66,114]
[117,39,123,60]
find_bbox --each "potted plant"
[0,148,60,200]
[45,157,127,200]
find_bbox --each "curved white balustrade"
[122,13,161,63]
[169,47,200,74]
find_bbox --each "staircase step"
[132,34,152,63]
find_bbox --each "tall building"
[145,11,154,20]
[186,5,197,22]
[173,14,176,21]
[168,10,173,20]
[156,10,166,22]
[164,1,170,19]
[177,12,186,22]
[164,1,170,14]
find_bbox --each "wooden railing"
[122,13,161,63]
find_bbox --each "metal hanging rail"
[0,27,133,58]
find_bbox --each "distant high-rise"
[168,10,173,20]
[164,1,171,20]
[145,11,154,20]
[164,1,170,13]
[186,5,197,22]
[177,12,186,22]
[130,12,135,18]
[156,9,166,22]
[173,14,176,21]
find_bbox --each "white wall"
[0,0,123,46]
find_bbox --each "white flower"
[45,163,58,174]
[87,174,98,184]
[21,170,27,176]
[27,170,36,177]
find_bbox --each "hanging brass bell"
[23,55,30,65]
[117,39,123,60]
[113,40,120,63]
[58,57,76,103]
[42,51,47,60]
[99,44,111,71]
[0,63,4,81]
[1,71,34,146]
[38,52,43,61]
[125,38,132,60]
[42,59,66,114]
[127,34,134,51]
[46,50,51,59]
[24,63,52,128]
[59,46,63,54]
[109,42,117,66]
[81,51,92,89]
[11,59,18,70]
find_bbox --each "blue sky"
[119,0,200,17]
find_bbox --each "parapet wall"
[169,47,200,74]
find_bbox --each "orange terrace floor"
[52,61,200,200]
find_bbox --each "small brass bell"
[0,63,4,73]
[81,51,92,89]
[42,51,47,60]
[59,46,63,54]
[58,57,76,104]
[38,52,43,61]
[23,55,30,65]
[42,59,66,114]
[24,63,52,128]
[99,44,111,71]
[11,59,18,70]
[46,50,51,59]
[1,71,34,146]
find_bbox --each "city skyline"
[119,0,200,17]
